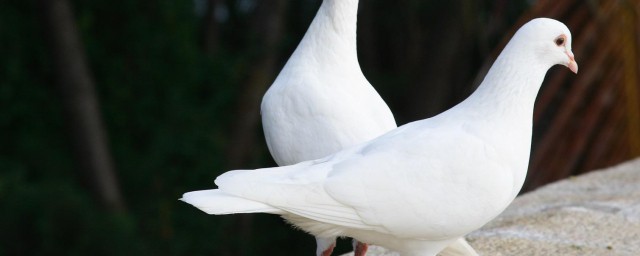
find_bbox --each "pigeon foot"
[354,241,368,256]
[320,242,336,256]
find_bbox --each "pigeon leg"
[352,239,369,256]
[317,237,336,256]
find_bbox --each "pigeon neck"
[297,0,359,65]
[322,0,359,29]
[464,43,550,120]
[453,42,552,196]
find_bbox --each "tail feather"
[181,189,284,215]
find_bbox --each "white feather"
[181,189,283,214]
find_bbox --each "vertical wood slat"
[559,68,622,175]
[581,100,625,171]
[619,2,640,157]
[519,0,640,191]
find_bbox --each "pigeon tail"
[181,189,284,215]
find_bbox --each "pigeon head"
[514,18,578,74]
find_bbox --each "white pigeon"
[260,0,396,255]
[261,0,396,255]
[260,0,476,255]
[260,0,395,167]
[183,17,578,256]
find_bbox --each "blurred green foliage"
[0,0,321,255]
[0,0,531,255]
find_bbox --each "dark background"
[1,0,639,255]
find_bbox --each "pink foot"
[354,241,368,256]
[320,242,336,256]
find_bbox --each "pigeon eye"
[555,36,565,46]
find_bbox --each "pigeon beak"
[566,50,578,74]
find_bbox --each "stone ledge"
[467,157,640,255]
